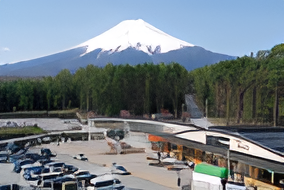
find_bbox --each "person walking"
[57,136,60,146]
[157,152,161,164]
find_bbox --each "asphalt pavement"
[0,131,179,190]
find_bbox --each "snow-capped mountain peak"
[77,19,194,56]
[0,19,235,77]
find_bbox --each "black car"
[75,171,97,181]
[0,184,20,190]
[24,153,42,162]
[38,159,54,165]
[41,148,57,157]
[64,164,79,174]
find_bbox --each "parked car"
[41,167,62,174]
[64,164,79,174]
[73,154,88,161]
[111,163,131,175]
[5,142,21,154]
[21,162,42,172]
[24,153,42,162]
[90,174,124,190]
[107,129,125,141]
[44,162,65,168]
[0,184,20,190]
[74,170,96,181]
[38,158,54,166]
[13,159,35,173]
[28,172,62,187]
[8,150,28,163]
[41,177,78,190]
[42,136,51,144]
[41,148,57,157]
[43,162,65,173]
[0,151,9,163]
[23,166,43,180]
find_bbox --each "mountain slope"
[76,19,194,55]
[0,19,235,76]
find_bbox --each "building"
[88,118,284,189]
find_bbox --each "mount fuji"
[0,19,235,77]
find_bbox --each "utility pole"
[205,99,208,118]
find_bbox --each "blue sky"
[0,0,283,64]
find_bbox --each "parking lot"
[0,131,179,189]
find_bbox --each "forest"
[190,43,284,125]
[0,43,283,125]
[0,63,189,118]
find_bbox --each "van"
[191,163,228,190]
[38,177,78,190]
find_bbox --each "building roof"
[209,126,284,156]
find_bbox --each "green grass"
[0,108,79,115]
[0,126,46,136]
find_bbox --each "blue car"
[13,159,35,173]
[0,151,9,163]
[23,166,43,180]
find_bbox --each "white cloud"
[2,47,10,51]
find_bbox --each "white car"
[73,154,88,161]
[111,163,131,175]
[90,174,124,189]
[27,172,62,187]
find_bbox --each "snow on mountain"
[76,19,194,56]
[0,19,235,77]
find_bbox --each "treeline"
[189,44,284,125]
[2,43,283,124]
[0,63,189,117]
